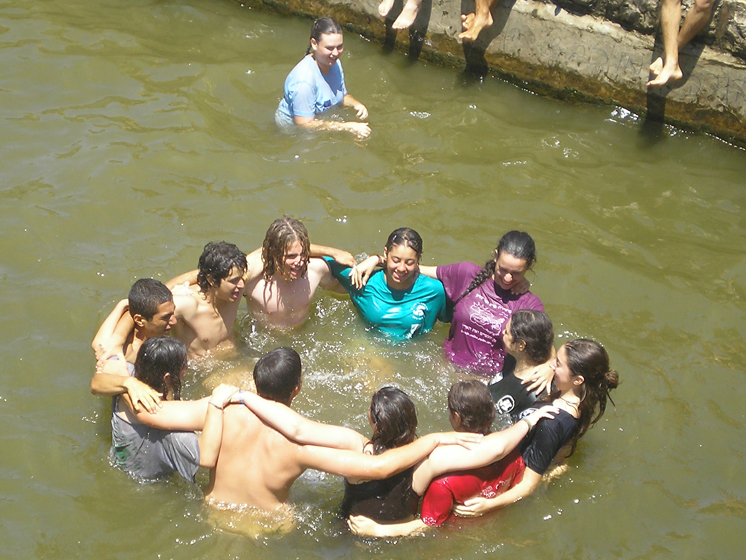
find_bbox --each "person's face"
[214,266,245,302]
[311,33,344,71]
[383,244,419,290]
[502,316,518,356]
[552,345,582,391]
[141,300,177,336]
[492,251,530,291]
[281,240,307,281]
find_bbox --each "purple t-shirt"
[437,261,544,376]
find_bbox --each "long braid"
[454,259,495,305]
[454,231,536,305]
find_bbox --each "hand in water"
[354,103,368,120]
[346,122,370,139]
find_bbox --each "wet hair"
[369,386,418,455]
[509,309,554,364]
[562,338,619,455]
[384,227,423,259]
[128,278,173,321]
[261,217,310,281]
[307,17,343,55]
[253,347,302,406]
[134,336,188,400]
[196,241,247,294]
[448,381,495,435]
[455,231,537,304]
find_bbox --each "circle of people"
[274,3,716,140]
[91,216,620,537]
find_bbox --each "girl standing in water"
[348,339,619,536]
[275,17,370,138]
[354,231,551,387]
[325,227,447,341]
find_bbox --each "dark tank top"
[340,466,419,521]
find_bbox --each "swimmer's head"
[135,336,188,400]
[369,386,417,454]
[506,310,554,364]
[262,217,310,282]
[197,241,248,295]
[254,347,302,406]
[447,380,495,435]
[128,278,176,337]
[307,17,343,56]
[382,227,422,290]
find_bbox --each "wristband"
[209,401,223,410]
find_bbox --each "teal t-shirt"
[325,258,447,341]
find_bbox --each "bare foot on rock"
[647,58,683,87]
[378,0,395,18]
[392,0,422,29]
[648,56,664,77]
[458,11,493,42]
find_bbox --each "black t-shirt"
[521,407,578,475]
[489,355,544,422]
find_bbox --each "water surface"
[1,0,745,558]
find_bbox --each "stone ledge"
[235,0,746,146]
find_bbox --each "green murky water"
[1,0,745,558]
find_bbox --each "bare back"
[204,404,307,512]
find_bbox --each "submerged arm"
[348,515,428,538]
[343,94,368,120]
[294,114,370,139]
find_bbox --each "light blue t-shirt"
[325,257,447,341]
[276,55,347,125]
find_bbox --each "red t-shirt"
[420,450,525,526]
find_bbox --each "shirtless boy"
[170,241,248,358]
[168,217,354,329]
[205,347,473,514]
[90,278,176,412]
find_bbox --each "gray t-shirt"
[109,362,200,482]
